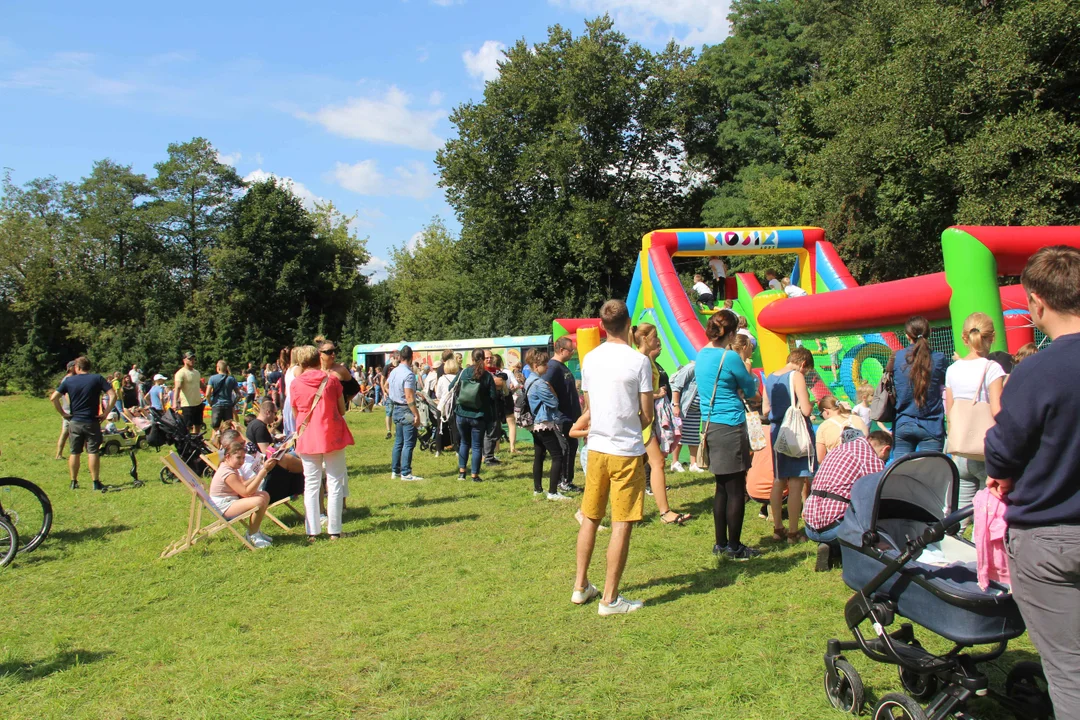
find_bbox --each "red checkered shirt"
[804,438,884,531]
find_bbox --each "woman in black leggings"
[525,351,571,500]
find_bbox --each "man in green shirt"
[173,352,204,434]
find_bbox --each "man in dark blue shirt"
[205,360,240,431]
[985,246,1080,718]
[544,336,584,493]
[51,356,115,491]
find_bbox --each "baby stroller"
[147,408,213,484]
[416,394,441,452]
[823,453,1053,720]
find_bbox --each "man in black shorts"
[51,356,115,490]
[173,351,204,434]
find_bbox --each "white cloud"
[428,90,444,106]
[297,86,444,151]
[362,256,391,282]
[406,231,425,253]
[462,40,506,84]
[348,207,385,230]
[1,51,136,97]
[252,152,264,165]
[329,160,437,200]
[431,0,463,5]
[217,151,242,166]
[243,169,325,210]
[549,0,733,46]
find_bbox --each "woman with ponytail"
[891,316,948,458]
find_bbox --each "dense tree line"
[4,0,1079,392]
[0,138,376,393]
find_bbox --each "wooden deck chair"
[160,452,257,558]
[200,452,301,533]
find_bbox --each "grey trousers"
[482,418,500,460]
[1005,524,1080,720]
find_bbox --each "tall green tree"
[151,137,244,296]
[437,16,701,334]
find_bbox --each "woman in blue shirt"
[695,310,762,560]
[891,316,948,458]
[762,346,816,543]
[525,350,570,500]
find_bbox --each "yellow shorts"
[581,451,645,523]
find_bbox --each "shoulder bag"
[946,360,995,460]
[278,373,330,453]
[774,373,813,459]
[695,350,728,470]
[870,354,896,423]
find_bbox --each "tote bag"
[745,409,767,452]
[870,355,896,423]
[774,374,812,459]
[695,351,728,470]
[946,360,995,461]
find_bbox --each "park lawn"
[0,394,1033,719]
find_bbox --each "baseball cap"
[153,373,167,381]
[183,351,196,360]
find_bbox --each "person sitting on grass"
[803,431,892,571]
[208,440,273,549]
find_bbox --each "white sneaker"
[253,531,273,545]
[247,533,272,549]
[688,463,704,473]
[534,491,544,496]
[571,583,599,605]
[547,492,572,501]
[598,596,644,616]
[401,474,424,481]
[320,514,328,529]
[390,472,399,479]
[670,461,686,473]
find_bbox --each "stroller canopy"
[838,453,958,548]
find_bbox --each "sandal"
[771,528,786,542]
[660,511,690,525]
[787,531,807,544]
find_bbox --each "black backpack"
[516,380,536,427]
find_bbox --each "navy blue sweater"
[984,332,1080,527]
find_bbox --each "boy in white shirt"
[572,300,654,616]
[692,274,715,308]
[783,276,809,297]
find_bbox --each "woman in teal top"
[694,310,762,560]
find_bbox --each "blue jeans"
[891,419,944,461]
[391,405,417,475]
[457,415,486,476]
[806,524,840,545]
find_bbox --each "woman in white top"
[945,312,1006,519]
[281,348,302,435]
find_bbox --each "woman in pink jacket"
[291,345,354,540]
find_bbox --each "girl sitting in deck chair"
[208,440,274,549]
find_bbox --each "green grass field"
[0,395,1034,719]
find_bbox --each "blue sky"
[0,0,731,281]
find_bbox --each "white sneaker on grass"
[688,463,704,473]
[401,474,424,482]
[598,596,644,616]
[534,490,544,496]
[547,492,571,501]
[252,531,273,545]
[390,472,400,480]
[246,533,272,549]
[670,461,686,473]
[571,583,599,605]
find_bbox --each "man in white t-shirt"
[691,273,715,308]
[709,256,727,300]
[572,299,654,616]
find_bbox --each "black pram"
[147,409,213,484]
[822,452,1053,720]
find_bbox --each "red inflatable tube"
[956,226,1080,275]
[649,243,710,350]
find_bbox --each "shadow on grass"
[400,494,478,509]
[49,524,131,545]
[622,551,805,606]
[358,514,480,534]
[0,649,113,682]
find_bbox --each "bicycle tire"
[0,477,53,553]
[0,515,18,567]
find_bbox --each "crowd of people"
[44,247,1080,715]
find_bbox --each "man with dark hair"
[804,431,892,571]
[544,335,583,493]
[573,300,653,616]
[174,352,204,434]
[205,360,241,430]
[985,245,1080,718]
[51,356,115,491]
[481,348,507,465]
[434,348,455,379]
[388,346,423,481]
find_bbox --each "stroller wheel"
[1005,661,1053,720]
[872,693,927,720]
[898,650,938,702]
[824,658,864,715]
[160,466,177,485]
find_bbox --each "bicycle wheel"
[0,477,53,553]
[0,515,18,567]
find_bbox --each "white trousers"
[299,449,347,536]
